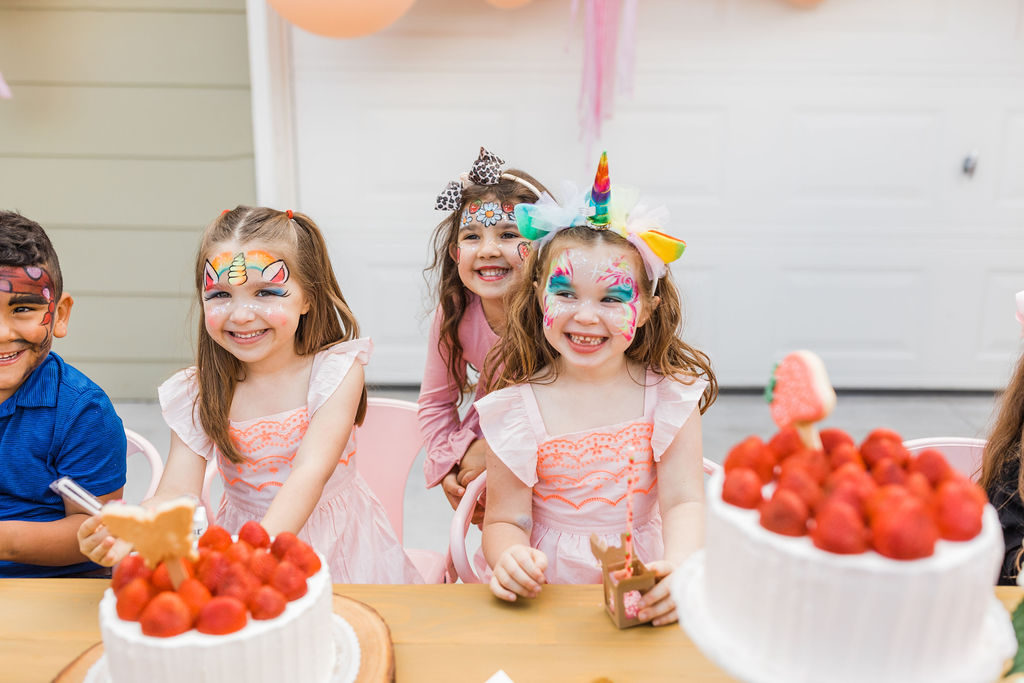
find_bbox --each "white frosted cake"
[674,469,1016,683]
[98,561,335,683]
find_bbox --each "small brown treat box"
[590,533,656,629]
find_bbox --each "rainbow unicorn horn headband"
[434,146,541,211]
[514,151,687,282]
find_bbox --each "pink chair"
[450,457,722,584]
[124,428,164,501]
[902,436,986,482]
[355,397,450,583]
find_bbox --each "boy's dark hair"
[0,211,63,297]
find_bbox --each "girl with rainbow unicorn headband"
[476,154,718,625]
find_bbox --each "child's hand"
[489,544,548,602]
[636,560,678,626]
[456,439,488,487]
[77,515,132,567]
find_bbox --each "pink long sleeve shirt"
[418,294,499,488]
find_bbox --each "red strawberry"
[224,540,254,566]
[198,525,232,552]
[819,428,855,455]
[861,432,909,468]
[284,543,322,578]
[112,554,152,592]
[759,488,810,537]
[238,521,271,549]
[271,561,309,601]
[871,457,908,487]
[777,466,823,512]
[248,548,280,584]
[779,449,828,485]
[908,449,953,487]
[905,471,934,504]
[139,592,192,637]
[176,577,212,621]
[811,499,870,555]
[824,478,876,519]
[932,480,985,541]
[768,427,804,460]
[151,557,194,592]
[271,532,301,560]
[216,562,261,603]
[722,467,763,509]
[116,577,155,621]
[197,551,230,593]
[947,474,987,508]
[196,596,248,635]
[248,585,287,620]
[871,496,938,560]
[866,484,913,522]
[724,436,776,484]
[828,443,864,471]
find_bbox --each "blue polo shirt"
[0,352,126,577]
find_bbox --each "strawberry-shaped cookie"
[765,350,836,451]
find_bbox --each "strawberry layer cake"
[90,522,358,683]
[673,428,1017,683]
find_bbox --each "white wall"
[267,0,1024,389]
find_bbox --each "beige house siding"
[0,0,255,399]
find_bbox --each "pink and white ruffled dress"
[475,371,707,584]
[159,338,422,584]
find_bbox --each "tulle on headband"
[514,152,686,284]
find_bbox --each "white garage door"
[258,0,1024,389]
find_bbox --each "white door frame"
[245,0,296,209]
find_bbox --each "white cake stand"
[672,550,1017,683]
[83,614,360,683]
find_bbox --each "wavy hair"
[483,226,718,414]
[981,353,1024,503]
[424,170,549,404]
[192,206,366,464]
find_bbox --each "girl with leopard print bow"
[420,148,550,524]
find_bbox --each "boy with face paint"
[0,211,126,577]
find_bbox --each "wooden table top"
[2,580,1021,683]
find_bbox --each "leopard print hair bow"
[434,147,506,211]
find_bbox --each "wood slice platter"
[54,593,393,683]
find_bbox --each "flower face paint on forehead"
[0,265,56,330]
[460,200,518,228]
[204,250,289,291]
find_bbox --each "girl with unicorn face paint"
[475,154,718,625]
[80,206,421,584]
[420,148,551,524]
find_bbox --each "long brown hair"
[980,353,1024,502]
[424,170,549,404]
[483,226,718,414]
[193,206,367,464]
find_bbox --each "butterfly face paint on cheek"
[596,255,641,342]
[541,249,580,329]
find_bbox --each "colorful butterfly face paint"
[540,246,643,343]
[0,266,60,403]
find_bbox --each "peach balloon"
[485,0,533,8]
[268,0,418,38]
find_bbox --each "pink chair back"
[124,428,164,500]
[354,397,426,544]
[902,436,986,482]
[450,457,721,584]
